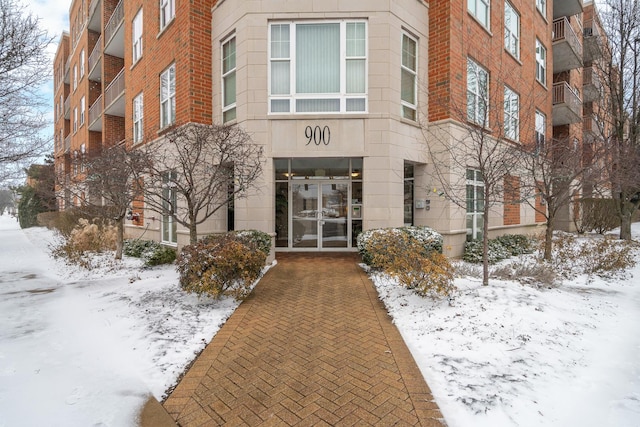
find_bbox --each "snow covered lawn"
[1,213,639,426]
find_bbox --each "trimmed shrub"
[463,239,510,264]
[392,251,455,298]
[231,229,272,256]
[493,234,535,256]
[124,239,176,266]
[176,233,266,300]
[357,226,443,267]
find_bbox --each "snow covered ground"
[0,213,639,426]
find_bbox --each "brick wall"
[503,175,521,226]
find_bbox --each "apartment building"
[53,0,602,256]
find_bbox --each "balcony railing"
[105,0,123,46]
[64,58,70,84]
[583,20,604,62]
[64,135,71,153]
[552,17,583,72]
[88,36,102,75]
[64,95,70,119]
[105,69,124,107]
[552,81,582,125]
[89,95,103,126]
[583,66,602,102]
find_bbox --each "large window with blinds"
[269,20,367,114]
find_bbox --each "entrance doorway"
[275,158,363,250]
[291,182,348,249]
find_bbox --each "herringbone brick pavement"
[163,253,445,426]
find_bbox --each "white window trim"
[503,86,519,141]
[133,9,143,64]
[504,2,520,59]
[80,50,85,77]
[401,32,418,121]
[467,58,489,126]
[159,0,175,32]
[221,35,236,123]
[73,64,78,91]
[73,107,78,133]
[160,64,176,128]
[133,93,144,143]
[268,20,368,115]
[468,0,491,30]
[466,168,485,241]
[535,109,546,151]
[536,39,547,86]
[80,96,85,126]
[536,0,546,16]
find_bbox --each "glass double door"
[291,181,348,249]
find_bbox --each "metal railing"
[583,66,600,87]
[552,81,582,109]
[552,17,582,55]
[104,68,125,108]
[89,95,103,125]
[64,135,71,153]
[88,36,102,73]
[105,0,124,45]
[64,95,70,118]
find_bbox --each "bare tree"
[140,123,264,244]
[0,0,54,183]
[71,144,148,259]
[424,70,534,286]
[593,0,640,240]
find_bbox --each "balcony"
[88,36,103,82]
[88,0,102,33]
[583,66,602,102]
[553,17,583,73]
[553,81,582,125]
[64,95,70,119]
[583,21,604,62]
[553,0,583,19]
[64,135,71,154]
[104,69,125,117]
[64,58,70,85]
[104,0,124,58]
[89,95,103,131]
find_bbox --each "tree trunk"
[189,218,198,244]
[115,217,124,260]
[620,210,632,240]
[482,195,490,286]
[543,215,554,261]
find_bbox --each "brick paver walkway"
[163,253,444,426]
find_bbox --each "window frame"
[268,20,368,115]
[401,32,418,121]
[468,0,491,29]
[466,168,485,241]
[133,8,143,64]
[73,64,78,91]
[160,64,176,129]
[536,38,547,86]
[503,85,519,141]
[467,58,489,126]
[161,170,178,245]
[133,92,144,144]
[504,2,520,59]
[221,35,237,123]
[80,96,85,126]
[536,0,546,16]
[80,49,85,78]
[159,0,175,32]
[535,109,546,152]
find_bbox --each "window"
[160,64,176,128]
[535,110,546,152]
[467,58,489,125]
[269,20,367,114]
[536,0,546,16]
[133,93,144,143]
[536,39,546,85]
[73,64,78,90]
[222,36,236,122]
[401,33,418,121]
[466,169,484,241]
[504,2,519,59]
[160,0,174,31]
[133,9,143,63]
[80,96,85,126]
[504,86,519,141]
[80,49,85,77]
[468,0,490,28]
[404,162,414,226]
[73,107,78,133]
[162,171,177,244]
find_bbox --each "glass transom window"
[269,20,367,114]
